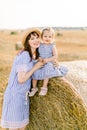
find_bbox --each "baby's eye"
[49,36,52,38]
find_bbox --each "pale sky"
[0,0,87,29]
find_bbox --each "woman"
[0,28,43,130]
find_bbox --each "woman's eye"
[31,36,38,40]
[36,36,39,39]
[31,38,34,40]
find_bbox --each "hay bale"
[15,41,23,50]
[57,32,63,36]
[61,60,87,106]
[26,77,87,130]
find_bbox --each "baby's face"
[42,30,53,44]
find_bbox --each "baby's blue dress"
[33,43,68,80]
[0,51,33,129]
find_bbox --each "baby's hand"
[43,58,49,64]
[53,60,59,67]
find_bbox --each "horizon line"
[0,26,87,30]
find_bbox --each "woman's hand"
[18,61,44,84]
[34,61,44,70]
[38,57,43,62]
[43,58,49,64]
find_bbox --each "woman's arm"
[18,61,43,84]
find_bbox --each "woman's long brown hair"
[24,32,39,59]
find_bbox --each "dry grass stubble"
[26,78,87,130]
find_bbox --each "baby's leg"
[29,79,38,97]
[42,78,49,87]
[39,78,49,96]
[32,79,38,88]
[19,126,26,130]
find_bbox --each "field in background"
[0,29,87,129]
[55,29,87,61]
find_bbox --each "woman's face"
[28,33,40,49]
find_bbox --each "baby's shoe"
[39,87,48,96]
[29,87,38,97]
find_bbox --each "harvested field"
[0,29,87,130]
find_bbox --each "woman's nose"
[35,38,40,42]
[35,39,38,43]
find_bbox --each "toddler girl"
[29,27,68,96]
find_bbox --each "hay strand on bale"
[26,77,87,130]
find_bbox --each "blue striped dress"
[0,51,33,129]
[33,43,68,80]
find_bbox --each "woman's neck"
[31,48,36,59]
[31,48,36,53]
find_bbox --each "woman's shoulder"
[16,50,31,63]
[17,50,30,58]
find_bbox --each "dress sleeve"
[50,43,55,49]
[16,51,31,72]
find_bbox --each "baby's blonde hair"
[41,27,55,38]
